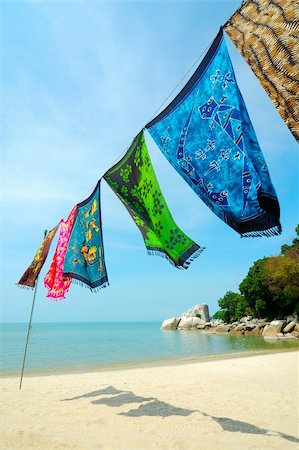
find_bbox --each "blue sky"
[1,0,298,323]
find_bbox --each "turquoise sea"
[1,322,298,376]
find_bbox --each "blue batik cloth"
[63,181,109,291]
[146,28,281,237]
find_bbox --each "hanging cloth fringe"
[63,180,109,290]
[104,130,203,269]
[146,28,281,237]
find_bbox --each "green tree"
[213,225,299,322]
[265,252,299,316]
[213,291,247,322]
[239,258,273,318]
[281,224,299,255]
[212,309,227,322]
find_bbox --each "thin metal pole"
[19,230,47,390]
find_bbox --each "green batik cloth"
[104,131,204,269]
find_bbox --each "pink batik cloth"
[44,205,77,300]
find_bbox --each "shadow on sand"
[62,385,298,443]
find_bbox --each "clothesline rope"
[72,35,215,216]
[147,39,213,124]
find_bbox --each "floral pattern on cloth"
[44,205,77,300]
[104,131,203,269]
[63,181,109,291]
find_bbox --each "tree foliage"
[280,224,299,255]
[213,291,247,322]
[239,258,272,318]
[213,225,299,321]
[265,250,299,316]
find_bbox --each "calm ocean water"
[1,322,298,376]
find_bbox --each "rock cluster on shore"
[161,305,299,340]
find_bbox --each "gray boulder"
[283,321,296,333]
[161,317,181,330]
[240,316,252,323]
[161,304,211,330]
[178,317,203,329]
[215,324,231,333]
[257,319,269,327]
[249,325,262,335]
[211,319,224,327]
[283,333,297,339]
[262,320,286,339]
[181,304,210,322]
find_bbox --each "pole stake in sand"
[19,229,47,390]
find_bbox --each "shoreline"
[2,346,298,379]
[1,351,298,449]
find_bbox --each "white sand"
[1,351,298,450]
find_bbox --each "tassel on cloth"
[63,181,109,292]
[104,131,204,269]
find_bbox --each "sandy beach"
[1,351,298,450]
